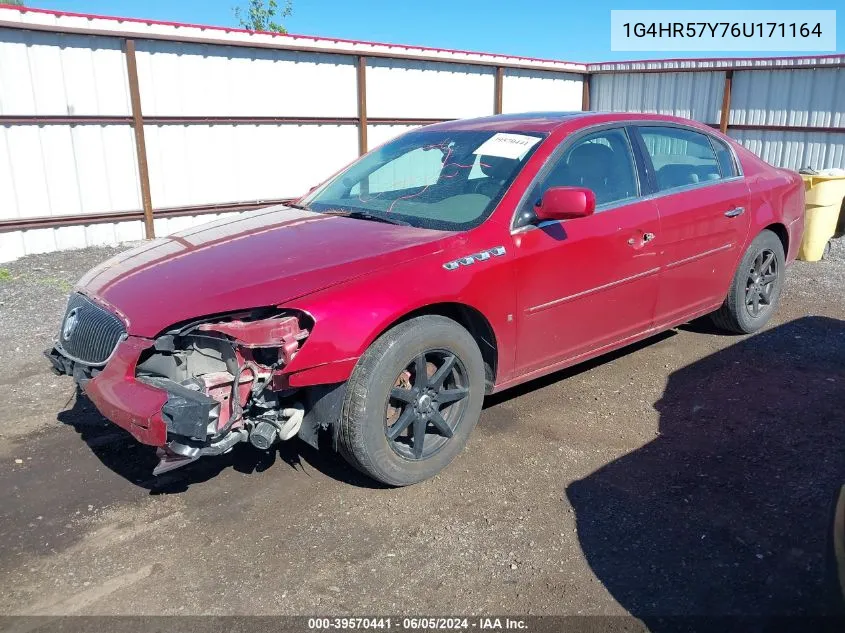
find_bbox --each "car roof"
[429,111,714,134]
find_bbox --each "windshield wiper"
[319,209,410,226]
[286,202,312,211]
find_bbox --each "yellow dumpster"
[798,171,845,261]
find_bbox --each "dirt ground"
[0,239,843,623]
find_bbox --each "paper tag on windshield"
[473,133,541,160]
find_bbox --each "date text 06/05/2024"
[306,617,528,630]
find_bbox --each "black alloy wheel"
[385,350,469,460]
[337,315,485,486]
[711,229,786,334]
[745,248,779,318]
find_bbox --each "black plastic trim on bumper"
[140,376,219,441]
[45,347,96,388]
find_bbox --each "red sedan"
[47,112,804,485]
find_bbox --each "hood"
[78,206,451,337]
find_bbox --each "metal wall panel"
[367,124,420,149]
[0,220,146,263]
[0,6,585,74]
[366,59,495,119]
[502,70,583,113]
[0,124,140,219]
[591,71,725,123]
[730,68,845,128]
[153,212,240,238]
[588,54,845,73]
[143,123,358,206]
[3,8,845,264]
[730,129,845,171]
[0,213,246,263]
[0,27,129,115]
[135,41,358,117]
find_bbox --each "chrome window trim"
[637,174,746,201]
[510,119,746,235]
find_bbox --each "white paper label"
[473,133,541,160]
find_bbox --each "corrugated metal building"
[589,56,845,172]
[0,5,843,262]
[591,71,726,122]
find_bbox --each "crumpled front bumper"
[48,336,169,447]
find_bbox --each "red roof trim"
[2,5,841,68]
[586,52,845,68]
[1,4,580,67]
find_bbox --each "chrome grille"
[56,293,126,366]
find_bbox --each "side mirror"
[535,186,596,221]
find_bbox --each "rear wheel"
[337,315,485,486]
[711,229,785,334]
[826,484,845,613]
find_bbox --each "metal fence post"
[494,67,504,114]
[124,39,155,239]
[719,70,734,135]
[357,56,368,156]
[581,74,591,111]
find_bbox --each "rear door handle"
[724,207,745,218]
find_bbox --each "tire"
[826,484,845,614]
[823,239,832,260]
[711,229,786,334]
[337,315,485,486]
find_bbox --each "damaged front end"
[135,310,313,474]
[46,296,341,476]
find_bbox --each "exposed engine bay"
[135,309,313,475]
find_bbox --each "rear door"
[512,126,661,376]
[632,126,751,325]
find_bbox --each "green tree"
[7,0,26,6]
[233,0,292,34]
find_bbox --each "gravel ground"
[0,237,843,623]
[0,245,130,442]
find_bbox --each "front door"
[512,127,661,376]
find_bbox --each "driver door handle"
[725,206,745,218]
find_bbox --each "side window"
[531,128,639,209]
[711,138,738,178]
[640,127,722,192]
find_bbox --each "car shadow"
[676,315,731,336]
[484,329,677,408]
[57,391,384,494]
[566,316,845,630]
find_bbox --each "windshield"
[301,129,547,231]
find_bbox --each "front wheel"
[337,315,485,486]
[711,229,786,334]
